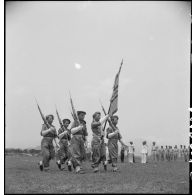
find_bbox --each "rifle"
[56,106,70,141]
[35,98,50,129]
[99,99,117,132]
[69,91,80,125]
[55,105,63,128]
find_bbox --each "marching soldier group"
[38,111,127,174]
[38,112,189,173]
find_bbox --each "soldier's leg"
[112,158,118,172]
[66,146,73,171]
[69,137,84,173]
[56,142,63,170]
[101,143,107,171]
[42,144,50,169]
[91,141,101,172]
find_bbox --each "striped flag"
[108,59,123,115]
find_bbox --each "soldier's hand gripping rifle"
[56,106,70,141]
[35,98,59,148]
[99,99,116,132]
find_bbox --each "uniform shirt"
[106,126,122,140]
[70,120,88,137]
[91,121,102,137]
[183,148,188,155]
[151,145,156,151]
[174,148,178,153]
[129,145,135,153]
[58,127,71,140]
[141,145,148,154]
[160,148,164,153]
[41,124,57,138]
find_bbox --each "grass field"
[5,155,190,194]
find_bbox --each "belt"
[92,133,102,140]
[60,138,68,140]
[72,134,83,138]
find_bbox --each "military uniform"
[160,147,165,161]
[106,125,122,168]
[170,147,174,161]
[179,146,183,159]
[91,120,106,169]
[165,146,170,161]
[69,120,88,169]
[156,146,160,161]
[128,144,135,163]
[151,145,157,162]
[56,127,71,165]
[40,124,57,168]
[183,147,189,162]
[173,147,178,161]
[120,147,125,163]
[141,143,148,163]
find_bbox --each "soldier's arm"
[91,121,101,129]
[70,121,83,134]
[107,127,119,138]
[119,139,127,147]
[41,124,53,136]
[83,126,88,144]
[58,129,68,140]
[99,114,110,125]
[53,137,60,148]
[118,133,128,148]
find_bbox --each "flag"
[108,59,123,115]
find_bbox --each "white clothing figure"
[141,141,148,163]
[128,141,135,163]
[104,142,110,165]
[151,142,157,161]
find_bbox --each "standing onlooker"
[179,145,183,159]
[170,146,174,161]
[128,141,135,163]
[120,147,125,163]
[156,146,160,161]
[165,145,169,161]
[173,145,178,161]
[160,146,165,161]
[151,142,157,162]
[183,145,189,162]
[141,141,148,163]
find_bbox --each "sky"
[6,1,191,154]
